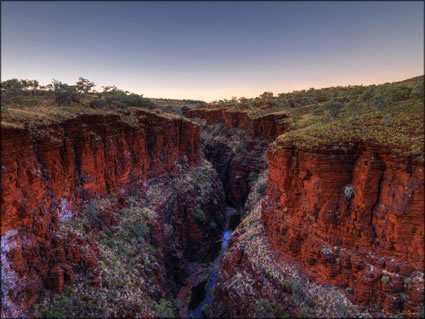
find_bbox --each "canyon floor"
[1,76,424,318]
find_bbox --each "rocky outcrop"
[186,107,290,140]
[26,158,226,318]
[1,109,201,318]
[211,172,369,318]
[263,142,425,314]
[2,110,200,235]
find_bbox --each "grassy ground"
[1,95,186,130]
[273,98,424,162]
[149,98,206,116]
[190,76,424,162]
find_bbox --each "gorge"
[1,77,424,319]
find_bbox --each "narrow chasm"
[14,116,270,319]
[177,119,271,319]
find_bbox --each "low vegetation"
[189,75,424,161]
[273,97,424,161]
[209,75,423,115]
[244,76,424,162]
[1,77,203,129]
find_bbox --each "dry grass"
[1,99,189,131]
[274,98,424,162]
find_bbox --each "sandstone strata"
[186,107,290,140]
[211,172,370,318]
[189,107,290,208]
[263,142,425,314]
[1,109,201,318]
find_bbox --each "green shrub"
[84,202,102,227]
[383,113,392,126]
[404,277,411,285]
[149,245,156,255]
[104,94,156,109]
[257,182,268,196]
[211,126,221,136]
[360,86,376,101]
[335,303,348,317]
[195,208,206,223]
[248,172,259,186]
[381,275,390,284]
[282,280,292,292]
[292,113,301,123]
[55,84,80,106]
[290,280,304,301]
[312,105,324,116]
[347,99,363,119]
[1,78,24,99]
[255,299,288,318]
[75,77,95,94]
[90,98,108,108]
[201,304,210,317]
[128,220,150,242]
[372,84,411,112]
[208,220,217,230]
[43,309,65,319]
[21,98,39,106]
[306,298,315,308]
[154,299,174,318]
[372,95,391,111]
[323,100,343,119]
[411,81,424,98]
[235,143,246,154]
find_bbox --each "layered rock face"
[211,171,369,318]
[186,107,290,208]
[263,144,425,314]
[2,110,200,234]
[201,130,269,208]
[1,109,201,318]
[186,107,290,140]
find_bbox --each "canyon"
[1,96,424,318]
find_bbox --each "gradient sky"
[1,1,423,101]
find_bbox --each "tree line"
[210,80,424,120]
[1,77,156,109]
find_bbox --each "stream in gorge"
[188,206,237,318]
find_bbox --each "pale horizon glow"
[2,1,423,102]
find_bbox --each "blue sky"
[1,1,423,101]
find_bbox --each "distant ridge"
[394,75,424,84]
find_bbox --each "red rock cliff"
[1,109,201,317]
[1,110,200,235]
[186,108,290,140]
[263,143,424,314]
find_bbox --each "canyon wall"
[211,171,369,318]
[2,110,200,235]
[186,107,290,208]
[263,143,424,314]
[1,109,202,317]
[185,107,290,140]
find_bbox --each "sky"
[1,1,424,101]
